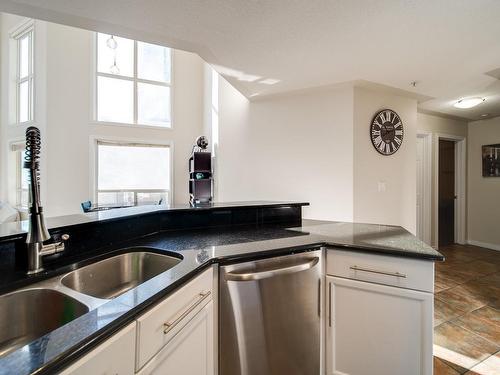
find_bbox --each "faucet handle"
[53,233,69,253]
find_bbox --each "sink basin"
[0,289,89,357]
[61,251,182,299]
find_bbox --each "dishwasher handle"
[225,257,319,281]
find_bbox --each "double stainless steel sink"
[0,250,182,357]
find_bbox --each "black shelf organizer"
[189,151,213,206]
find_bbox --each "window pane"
[137,42,171,83]
[138,83,171,126]
[20,154,29,189]
[19,34,30,79]
[97,76,133,123]
[21,189,29,208]
[97,192,134,206]
[137,192,168,205]
[97,33,133,77]
[19,80,29,123]
[98,144,170,190]
[19,152,30,207]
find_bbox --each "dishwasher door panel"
[220,250,322,375]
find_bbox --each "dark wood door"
[439,140,455,246]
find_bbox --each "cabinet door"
[326,276,433,375]
[60,323,136,375]
[138,300,214,375]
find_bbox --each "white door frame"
[434,134,466,246]
[416,132,432,245]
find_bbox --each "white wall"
[353,87,418,233]
[216,77,354,221]
[1,16,205,216]
[467,116,500,248]
[417,112,467,138]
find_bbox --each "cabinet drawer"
[136,267,213,371]
[326,248,434,292]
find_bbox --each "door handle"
[317,278,321,317]
[225,257,319,281]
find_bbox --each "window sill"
[90,121,173,131]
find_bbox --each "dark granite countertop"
[0,219,443,375]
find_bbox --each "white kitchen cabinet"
[60,322,136,375]
[137,300,214,375]
[326,276,433,375]
[61,267,216,375]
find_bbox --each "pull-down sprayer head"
[24,126,50,244]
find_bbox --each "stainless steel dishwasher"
[220,249,322,375]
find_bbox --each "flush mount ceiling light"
[454,97,485,109]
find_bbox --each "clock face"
[370,109,404,155]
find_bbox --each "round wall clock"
[370,109,404,155]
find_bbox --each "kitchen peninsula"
[0,202,442,375]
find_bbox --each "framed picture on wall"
[482,144,500,177]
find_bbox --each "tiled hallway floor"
[433,244,500,374]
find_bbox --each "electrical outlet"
[378,181,386,192]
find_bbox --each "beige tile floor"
[433,244,500,375]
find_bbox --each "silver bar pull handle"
[225,257,319,282]
[163,290,211,335]
[349,265,407,278]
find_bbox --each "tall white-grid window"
[12,21,34,124]
[95,33,172,127]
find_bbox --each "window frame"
[11,19,35,125]
[10,141,29,209]
[93,33,174,129]
[92,137,173,207]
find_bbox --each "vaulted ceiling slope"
[2,0,500,119]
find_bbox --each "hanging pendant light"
[106,35,120,74]
[106,35,118,49]
[109,55,120,75]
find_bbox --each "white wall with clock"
[215,77,418,234]
[353,87,417,233]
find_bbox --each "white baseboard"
[467,240,500,251]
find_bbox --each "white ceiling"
[2,0,500,120]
